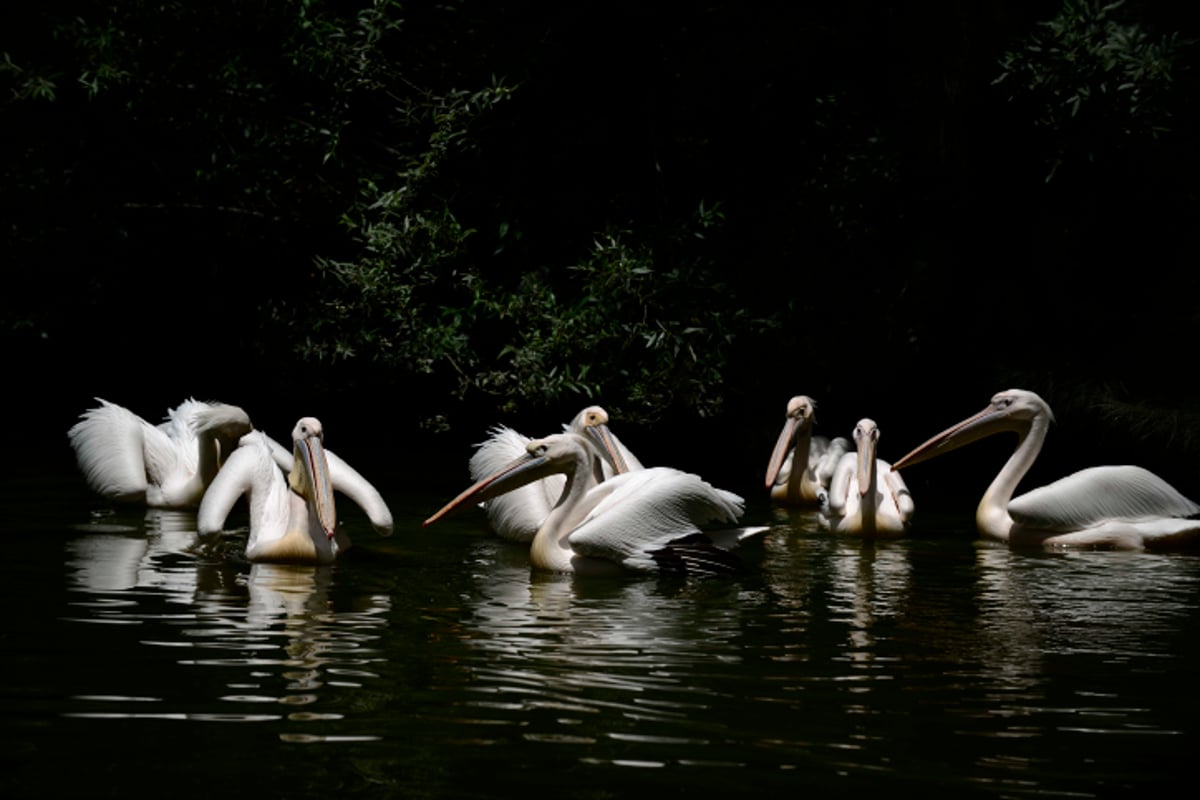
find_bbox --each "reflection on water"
[439,520,1193,793]
[971,545,1200,711]
[8,490,1199,799]
[442,535,763,772]
[60,509,391,739]
[66,508,200,597]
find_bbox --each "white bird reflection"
[969,544,1195,672]
[66,508,203,600]
[62,511,391,735]
[825,539,913,657]
[245,563,333,628]
[453,536,757,731]
[235,563,392,707]
[757,523,913,662]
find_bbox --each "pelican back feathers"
[1010,465,1200,532]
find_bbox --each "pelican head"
[853,418,880,497]
[425,433,589,527]
[288,417,337,539]
[892,389,1055,472]
[570,405,631,476]
[765,395,817,488]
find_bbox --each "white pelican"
[468,405,643,542]
[891,389,1200,550]
[765,395,849,506]
[67,397,253,509]
[821,418,914,537]
[564,405,645,476]
[426,432,762,576]
[198,417,393,564]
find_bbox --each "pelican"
[198,417,393,564]
[67,397,253,509]
[765,395,849,506]
[891,389,1200,550]
[426,432,762,575]
[564,404,645,476]
[468,405,643,542]
[821,418,914,537]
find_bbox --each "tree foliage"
[994,0,1191,181]
[2,1,1199,454]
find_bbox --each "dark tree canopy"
[3,1,1199,489]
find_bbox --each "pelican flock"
[765,395,848,507]
[198,417,393,564]
[467,405,643,542]
[821,418,914,537]
[65,385,1200,572]
[892,389,1200,550]
[68,397,253,509]
[426,432,763,576]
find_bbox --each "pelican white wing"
[466,407,642,542]
[469,425,562,541]
[266,431,393,536]
[69,399,162,502]
[892,388,1200,550]
[813,436,851,488]
[68,397,252,508]
[426,432,761,576]
[1009,465,1200,531]
[568,467,747,571]
[198,431,291,544]
[200,418,392,563]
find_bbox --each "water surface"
[3,472,1198,799]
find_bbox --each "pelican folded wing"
[1010,465,1200,531]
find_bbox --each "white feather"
[569,467,745,570]
[427,432,762,575]
[469,425,562,542]
[67,397,252,508]
[892,389,1200,550]
[1010,465,1200,531]
[467,407,644,542]
[199,419,392,564]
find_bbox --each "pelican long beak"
[857,431,876,498]
[764,416,798,489]
[585,422,630,475]
[424,450,556,527]
[291,434,337,539]
[891,403,1012,472]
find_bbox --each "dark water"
[3,469,1199,800]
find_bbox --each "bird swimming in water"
[466,405,643,542]
[765,395,848,507]
[198,417,393,564]
[892,388,1200,550]
[426,432,763,576]
[68,397,253,509]
[820,418,914,537]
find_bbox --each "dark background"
[4,1,1199,509]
